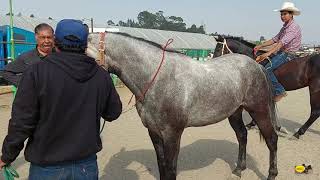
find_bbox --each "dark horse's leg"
[249,110,278,180]
[246,115,282,133]
[228,107,247,177]
[294,90,320,139]
[245,115,257,129]
[149,127,183,180]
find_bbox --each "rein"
[2,165,19,180]
[97,32,106,69]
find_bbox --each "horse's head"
[214,36,261,59]
[86,36,99,59]
[87,33,122,75]
[213,35,233,57]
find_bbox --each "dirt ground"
[0,86,319,180]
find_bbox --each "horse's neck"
[108,36,165,96]
[238,44,254,58]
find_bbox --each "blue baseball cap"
[55,19,88,47]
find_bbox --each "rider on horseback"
[255,2,301,102]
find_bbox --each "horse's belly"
[186,102,242,127]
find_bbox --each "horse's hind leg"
[228,107,247,177]
[248,110,278,180]
[294,91,320,139]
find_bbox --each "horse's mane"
[109,32,184,54]
[226,36,256,48]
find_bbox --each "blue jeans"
[29,155,98,180]
[264,51,289,96]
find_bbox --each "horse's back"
[183,54,269,127]
[206,54,262,75]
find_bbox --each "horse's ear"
[214,34,223,42]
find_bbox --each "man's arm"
[256,42,283,62]
[254,28,282,51]
[102,75,122,122]
[254,39,276,51]
[1,66,39,164]
[2,56,27,86]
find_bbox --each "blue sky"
[1,0,319,44]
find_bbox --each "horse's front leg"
[161,127,184,180]
[148,127,183,180]
[148,129,166,179]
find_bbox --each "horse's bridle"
[97,32,107,70]
[217,38,233,55]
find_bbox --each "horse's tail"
[260,66,279,133]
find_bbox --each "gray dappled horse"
[87,32,279,180]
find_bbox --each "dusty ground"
[0,86,319,180]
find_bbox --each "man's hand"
[254,45,262,52]
[256,53,270,63]
[0,159,6,170]
[253,45,263,56]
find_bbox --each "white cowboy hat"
[274,2,301,16]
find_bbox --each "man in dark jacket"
[2,23,54,86]
[0,19,122,180]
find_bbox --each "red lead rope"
[128,38,174,105]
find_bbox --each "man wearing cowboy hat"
[254,2,302,102]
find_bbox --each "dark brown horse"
[214,35,320,139]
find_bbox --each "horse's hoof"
[289,135,299,141]
[278,126,289,134]
[228,173,241,180]
[267,175,276,180]
[292,132,300,139]
[232,169,242,177]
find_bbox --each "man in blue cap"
[0,19,122,179]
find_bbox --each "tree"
[118,20,127,27]
[260,36,266,42]
[111,10,206,34]
[138,11,158,29]
[107,20,115,26]
[126,19,139,28]
[162,16,186,32]
[197,25,205,34]
[155,11,166,28]
[187,24,198,33]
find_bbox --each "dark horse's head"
[213,36,265,59]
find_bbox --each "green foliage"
[113,10,206,34]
